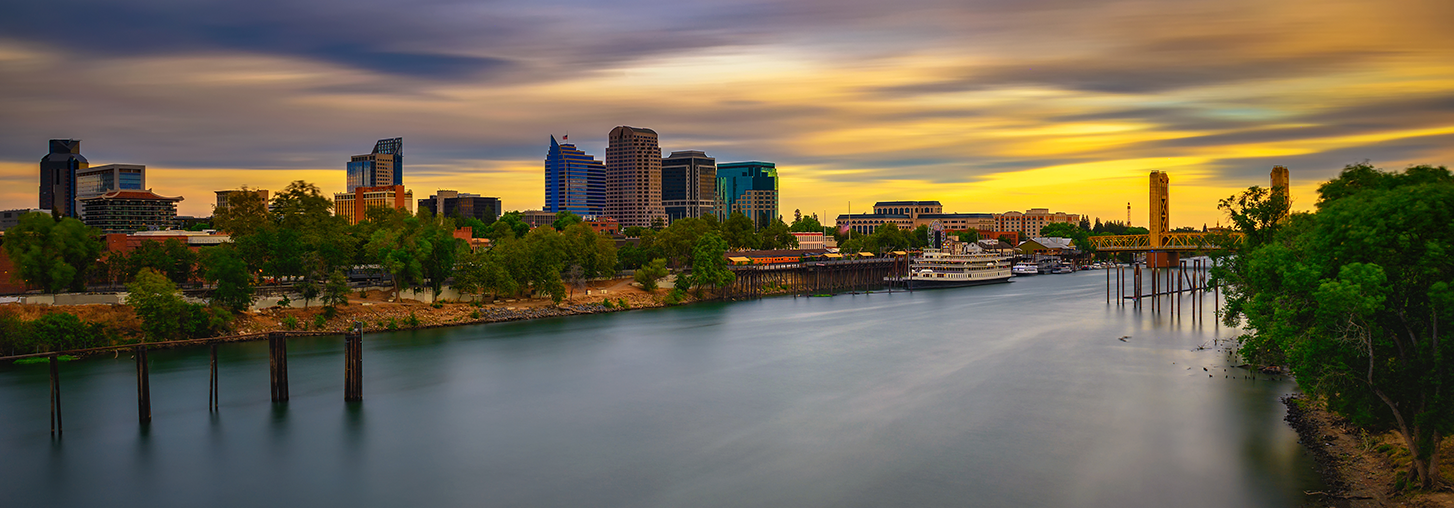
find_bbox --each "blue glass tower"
[346,137,402,192]
[717,161,779,228]
[544,136,606,217]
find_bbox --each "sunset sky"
[2,0,1451,227]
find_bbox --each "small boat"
[1011,263,1039,275]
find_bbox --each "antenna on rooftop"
[1126,202,1131,226]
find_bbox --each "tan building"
[334,185,413,225]
[605,126,666,228]
[215,189,269,212]
[994,208,1080,237]
[835,201,995,235]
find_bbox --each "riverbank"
[1283,395,1453,507]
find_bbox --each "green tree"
[552,211,583,231]
[678,232,735,297]
[1039,222,1093,251]
[200,246,256,313]
[2,212,102,293]
[870,223,908,252]
[721,212,760,250]
[128,268,187,341]
[758,218,797,250]
[635,258,668,292]
[28,312,108,352]
[322,269,351,307]
[956,230,980,243]
[910,225,931,248]
[211,187,270,237]
[1219,163,1453,489]
[789,214,824,233]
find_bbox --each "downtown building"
[835,201,995,235]
[419,190,500,223]
[994,208,1080,237]
[662,150,717,223]
[79,189,183,234]
[347,137,403,192]
[39,139,88,218]
[334,185,413,225]
[75,164,146,219]
[605,126,666,228]
[544,135,606,217]
[717,161,779,228]
[214,189,270,212]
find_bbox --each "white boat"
[1011,263,1039,275]
[906,247,1013,289]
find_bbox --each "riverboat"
[906,247,1013,289]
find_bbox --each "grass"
[14,355,78,365]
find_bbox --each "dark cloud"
[1209,133,1454,183]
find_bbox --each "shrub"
[601,298,613,309]
[282,316,298,330]
[277,295,292,308]
[386,318,398,331]
[322,305,339,320]
[313,314,328,330]
[406,312,421,327]
[664,287,686,306]
[470,310,481,319]
[617,298,629,309]
[430,301,444,309]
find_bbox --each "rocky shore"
[1283,395,1453,507]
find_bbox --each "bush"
[601,298,613,309]
[406,312,421,327]
[277,295,292,308]
[430,301,444,309]
[617,298,629,309]
[282,316,298,330]
[664,287,686,306]
[322,305,339,320]
[386,318,398,331]
[470,310,481,319]
[313,314,328,330]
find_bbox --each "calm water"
[1,271,1323,507]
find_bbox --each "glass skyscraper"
[544,135,606,217]
[662,150,717,223]
[717,161,779,228]
[40,139,88,217]
[347,137,403,192]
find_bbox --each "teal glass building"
[717,161,779,228]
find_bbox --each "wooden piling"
[268,332,289,403]
[136,346,151,424]
[49,355,61,437]
[344,324,363,402]
[209,344,219,411]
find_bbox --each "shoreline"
[1282,394,1454,507]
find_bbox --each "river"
[0,270,1324,507]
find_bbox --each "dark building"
[347,137,403,192]
[661,150,717,223]
[79,189,183,234]
[40,139,88,217]
[545,135,606,217]
[419,190,500,223]
[717,161,779,228]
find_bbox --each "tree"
[128,268,187,341]
[956,230,980,243]
[870,223,908,252]
[678,232,734,297]
[297,279,320,308]
[1039,222,1092,251]
[552,211,583,231]
[910,225,930,248]
[635,258,668,292]
[721,212,760,250]
[322,269,351,307]
[759,218,798,250]
[211,187,270,237]
[28,312,107,352]
[200,246,256,313]
[1219,163,1453,489]
[789,214,824,233]
[2,212,102,293]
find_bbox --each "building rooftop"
[79,189,182,201]
[875,201,942,207]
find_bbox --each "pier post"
[49,355,62,437]
[1151,265,1158,312]
[209,344,219,411]
[1134,264,1142,308]
[268,332,289,403]
[1105,263,1110,303]
[136,346,151,424]
[344,323,363,402]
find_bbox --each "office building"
[75,164,146,218]
[717,161,779,228]
[1,208,50,231]
[605,126,665,228]
[79,189,183,234]
[994,208,1080,237]
[347,137,403,192]
[545,136,606,217]
[333,185,413,225]
[521,209,556,228]
[214,189,270,212]
[419,190,501,223]
[40,139,88,217]
[661,150,717,222]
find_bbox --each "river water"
[1,270,1324,507]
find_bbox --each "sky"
[2,0,1451,228]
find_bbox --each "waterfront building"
[834,200,995,235]
[75,164,146,220]
[717,161,779,228]
[994,208,1080,237]
[79,189,183,234]
[0,208,50,231]
[347,137,403,192]
[419,190,501,223]
[791,232,826,250]
[39,139,88,218]
[214,189,269,212]
[521,209,556,228]
[545,136,606,217]
[605,126,665,228]
[333,185,413,225]
[103,230,232,254]
[662,150,717,222]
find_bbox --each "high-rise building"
[605,126,665,228]
[661,150,717,223]
[40,139,88,217]
[419,190,501,223]
[717,161,779,228]
[75,164,146,219]
[544,135,606,217]
[79,189,183,234]
[346,137,403,192]
[334,185,413,225]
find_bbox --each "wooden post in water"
[208,344,219,411]
[1151,265,1158,312]
[49,354,62,437]
[1134,264,1142,308]
[344,323,363,402]
[1105,263,1110,303]
[268,332,289,402]
[136,346,151,424]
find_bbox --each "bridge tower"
[1147,171,1177,267]
[1271,165,1290,222]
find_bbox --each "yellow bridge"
[1087,232,1243,252]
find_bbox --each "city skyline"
[2,0,1451,226]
